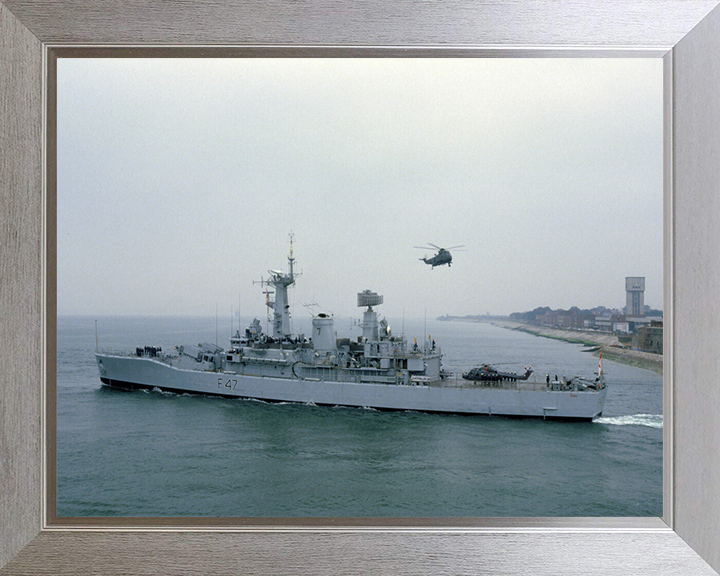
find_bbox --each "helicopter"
[414,243,466,268]
[462,364,533,382]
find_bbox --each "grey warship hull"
[97,354,606,420]
[95,240,608,421]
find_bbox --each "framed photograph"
[2,1,720,574]
[51,53,664,523]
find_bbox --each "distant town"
[439,276,663,355]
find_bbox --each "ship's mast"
[358,290,383,342]
[255,233,297,338]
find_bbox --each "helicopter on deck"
[462,364,533,382]
[414,243,466,268]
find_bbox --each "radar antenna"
[357,290,383,342]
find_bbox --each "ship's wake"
[596,414,663,429]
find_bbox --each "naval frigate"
[95,239,607,421]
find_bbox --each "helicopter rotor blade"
[427,243,442,250]
[446,245,466,250]
[414,246,434,250]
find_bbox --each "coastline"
[441,317,663,375]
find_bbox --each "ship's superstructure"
[254,234,298,338]
[96,241,607,421]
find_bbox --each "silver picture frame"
[2,1,720,574]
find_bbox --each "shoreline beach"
[441,317,663,375]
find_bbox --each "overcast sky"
[57,58,663,321]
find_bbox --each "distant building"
[625,277,646,316]
[633,320,663,354]
[613,320,630,334]
[595,313,613,332]
[524,278,660,335]
[535,310,587,330]
[626,316,656,332]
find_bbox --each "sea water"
[56,316,662,517]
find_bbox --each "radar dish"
[357,290,383,308]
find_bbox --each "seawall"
[447,317,663,375]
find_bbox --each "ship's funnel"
[312,313,336,353]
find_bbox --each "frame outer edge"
[2,0,720,574]
[1,0,719,46]
[0,1,43,569]
[671,3,720,572]
[3,531,720,576]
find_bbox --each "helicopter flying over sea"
[414,243,467,268]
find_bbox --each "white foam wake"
[596,414,663,429]
[151,386,176,396]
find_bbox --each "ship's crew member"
[546,374,550,384]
